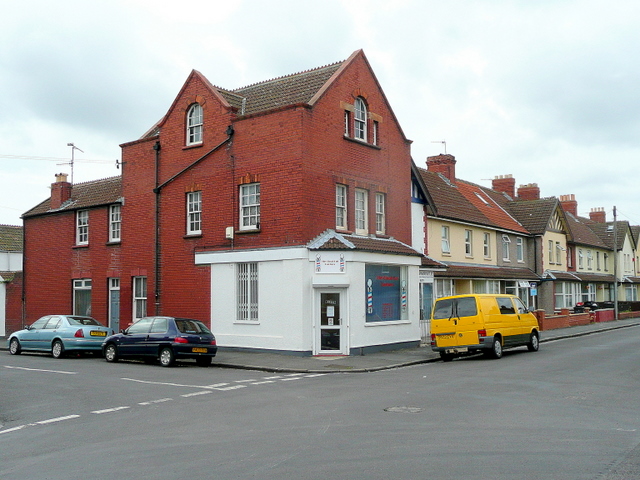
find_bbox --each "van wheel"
[527,332,540,352]
[486,337,503,359]
[440,352,454,362]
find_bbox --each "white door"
[315,290,348,355]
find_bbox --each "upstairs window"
[187,103,203,145]
[355,188,368,235]
[76,210,89,245]
[502,235,511,261]
[375,192,386,235]
[240,183,260,230]
[354,97,367,141]
[186,191,202,235]
[109,205,121,243]
[336,184,347,230]
[483,233,491,259]
[441,226,450,255]
[464,229,473,257]
[516,237,524,262]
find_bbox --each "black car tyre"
[104,344,119,363]
[52,340,65,359]
[9,338,21,355]
[439,351,454,362]
[196,356,211,367]
[527,331,540,352]
[486,337,503,359]
[159,347,175,367]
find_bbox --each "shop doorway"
[316,290,348,355]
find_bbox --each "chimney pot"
[426,154,456,182]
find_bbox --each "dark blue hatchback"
[102,316,217,367]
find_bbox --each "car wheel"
[104,344,119,363]
[196,356,211,367]
[527,331,540,352]
[487,337,503,359]
[9,338,21,355]
[52,340,65,359]
[439,351,454,362]
[159,347,175,367]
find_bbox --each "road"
[2,327,640,480]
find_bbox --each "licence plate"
[192,347,207,353]
[90,331,107,337]
[446,347,468,354]
[438,334,454,339]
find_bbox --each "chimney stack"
[559,194,578,216]
[426,154,456,182]
[589,207,607,223]
[517,183,540,200]
[492,174,516,198]
[50,173,72,209]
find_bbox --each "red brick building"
[23,50,436,354]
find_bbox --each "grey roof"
[0,225,23,252]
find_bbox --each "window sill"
[236,228,261,235]
[343,135,381,150]
[233,320,260,325]
[365,319,411,326]
[183,142,203,150]
[335,228,353,235]
[73,244,89,249]
[184,233,202,239]
[106,241,121,246]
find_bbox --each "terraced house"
[21,50,443,354]
[0,224,23,336]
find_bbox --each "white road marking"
[181,391,212,397]
[263,376,282,379]
[91,406,131,414]
[122,377,204,388]
[4,365,76,375]
[251,380,276,385]
[34,415,81,425]
[0,425,27,435]
[138,398,173,406]
[207,383,230,387]
[214,385,247,391]
[234,379,257,383]
[281,377,301,381]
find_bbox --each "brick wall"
[4,271,23,334]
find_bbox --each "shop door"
[317,291,347,355]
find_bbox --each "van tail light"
[174,337,188,344]
[477,329,487,339]
[430,333,436,346]
[74,329,84,338]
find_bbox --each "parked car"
[7,315,113,358]
[102,316,217,367]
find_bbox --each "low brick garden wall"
[534,308,639,331]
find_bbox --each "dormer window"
[187,103,203,145]
[354,97,367,141]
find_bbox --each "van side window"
[497,297,516,314]
[433,299,453,319]
[514,297,528,314]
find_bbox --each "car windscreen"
[433,297,477,319]
[67,316,101,326]
[175,319,212,335]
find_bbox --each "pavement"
[3,317,640,373]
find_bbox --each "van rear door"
[432,296,479,348]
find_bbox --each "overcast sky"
[1,0,639,228]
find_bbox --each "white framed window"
[237,262,258,322]
[578,249,584,269]
[132,276,147,321]
[186,191,202,235]
[516,237,524,262]
[336,184,347,230]
[586,250,593,270]
[354,97,367,141]
[355,188,368,235]
[502,235,511,261]
[373,120,379,146]
[556,242,563,265]
[435,279,454,299]
[483,233,491,259]
[548,240,554,264]
[240,183,260,230]
[441,226,450,254]
[344,111,350,136]
[596,251,601,271]
[73,279,92,316]
[109,204,121,243]
[604,253,609,271]
[464,229,473,257]
[186,103,203,145]
[76,210,89,245]
[375,192,386,235]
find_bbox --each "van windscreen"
[433,297,477,319]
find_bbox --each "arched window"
[186,103,203,145]
[354,97,367,141]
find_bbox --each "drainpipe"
[153,141,161,315]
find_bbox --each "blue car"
[102,316,217,367]
[8,315,114,358]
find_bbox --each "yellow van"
[430,294,540,362]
